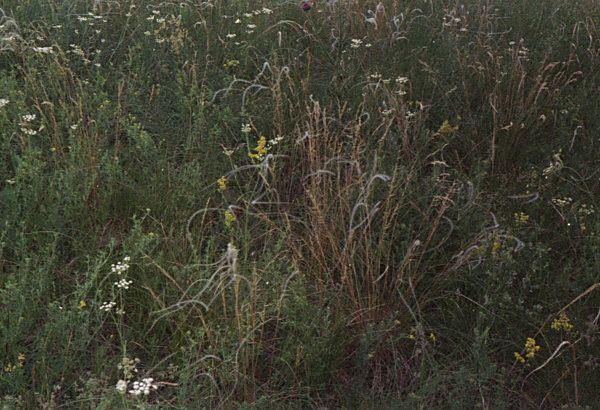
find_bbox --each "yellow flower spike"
[524,337,541,359]
[224,209,236,228]
[514,352,526,363]
[217,176,227,192]
[248,135,268,160]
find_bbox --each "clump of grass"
[0,0,599,407]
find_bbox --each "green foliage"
[0,0,599,407]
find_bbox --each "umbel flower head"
[129,378,158,396]
[551,312,573,332]
[514,337,541,363]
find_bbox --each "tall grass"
[0,0,598,407]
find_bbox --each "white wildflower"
[115,278,132,289]
[115,380,128,393]
[129,378,158,396]
[100,301,116,312]
[268,136,284,146]
[241,123,251,134]
[350,38,363,48]
[32,47,54,54]
[0,99,9,108]
[551,197,572,207]
[110,258,130,275]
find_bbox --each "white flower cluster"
[395,76,409,96]
[111,256,131,274]
[20,114,39,135]
[350,38,363,48]
[241,123,252,134]
[268,135,284,147]
[32,46,54,54]
[115,379,128,393]
[578,203,595,216]
[99,301,116,311]
[0,98,9,108]
[115,278,132,289]
[129,378,158,396]
[551,197,572,207]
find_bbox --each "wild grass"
[0,0,599,408]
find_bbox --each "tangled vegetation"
[0,0,599,407]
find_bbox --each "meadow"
[0,0,599,407]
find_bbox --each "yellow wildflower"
[436,120,459,136]
[515,337,541,363]
[217,176,227,192]
[4,363,16,373]
[223,59,240,69]
[524,337,541,359]
[224,209,236,227]
[78,300,87,309]
[551,312,573,332]
[248,135,268,160]
[514,212,530,225]
[514,352,526,363]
